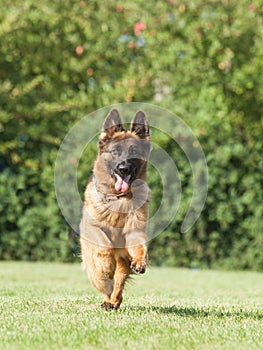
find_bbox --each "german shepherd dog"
[80,109,151,309]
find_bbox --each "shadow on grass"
[125,305,263,320]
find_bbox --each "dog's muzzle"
[113,161,135,193]
[116,161,132,177]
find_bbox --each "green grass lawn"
[0,262,262,350]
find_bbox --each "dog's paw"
[101,301,114,310]
[130,259,147,274]
[101,301,121,310]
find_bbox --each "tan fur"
[80,110,151,310]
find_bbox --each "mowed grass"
[0,262,262,350]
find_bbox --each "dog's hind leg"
[80,239,116,308]
[109,251,131,309]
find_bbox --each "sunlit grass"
[1,262,262,349]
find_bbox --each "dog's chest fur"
[84,180,149,234]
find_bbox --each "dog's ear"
[102,109,123,136]
[99,109,123,152]
[130,110,150,139]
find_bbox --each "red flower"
[134,21,146,36]
[128,41,136,49]
[116,5,123,12]
[75,45,84,55]
[249,4,256,11]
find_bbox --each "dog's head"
[98,109,151,193]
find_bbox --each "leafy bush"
[0,0,262,269]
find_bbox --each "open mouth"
[113,172,132,193]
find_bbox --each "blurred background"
[0,0,262,270]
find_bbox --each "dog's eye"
[111,147,121,157]
[129,146,139,157]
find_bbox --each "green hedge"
[0,0,262,270]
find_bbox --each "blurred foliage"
[0,0,262,270]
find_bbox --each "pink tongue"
[114,173,130,193]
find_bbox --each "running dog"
[80,108,151,309]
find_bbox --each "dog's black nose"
[117,162,132,176]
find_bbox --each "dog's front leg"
[125,231,148,274]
